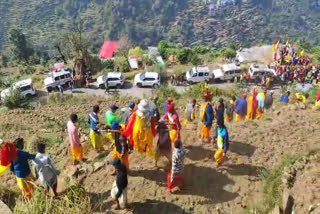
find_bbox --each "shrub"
[2,88,25,109]
[191,45,211,55]
[219,47,236,59]
[177,48,192,64]
[14,184,92,214]
[190,54,203,66]
[128,46,144,59]
[19,65,36,75]
[115,56,130,73]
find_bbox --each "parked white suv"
[1,79,36,100]
[186,67,210,84]
[134,72,160,88]
[44,69,72,92]
[248,64,276,80]
[97,72,125,89]
[213,63,242,82]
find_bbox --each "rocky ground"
[0,95,319,214]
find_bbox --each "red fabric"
[167,104,175,112]
[98,41,118,59]
[1,143,17,166]
[252,88,258,110]
[122,110,137,148]
[167,171,184,191]
[316,91,320,102]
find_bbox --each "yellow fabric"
[215,148,224,164]
[0,164,10,176]
[295,93,306,103]
[132,115,154,157]
[246,96,255,120]
[256,108,263,119]
[200,102,208,120]
[235,113,243,121]
[70,146,83,161]
[16,174,35,199]
[225,114,231,122]
[201,124,211,140]
[90,129,103,151]
[169,129,178,144]
[106,133,115,145]
[112,149,129,170]
[316,100,320,107]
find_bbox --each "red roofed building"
[98,41,118,59]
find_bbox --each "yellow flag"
[300,50,304,57]
[272,44,276,52]
[286,40,289,46]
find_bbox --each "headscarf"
[167,103,175,113]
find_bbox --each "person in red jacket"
[0,139,17,175]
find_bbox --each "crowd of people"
[273,41,320,86]
[0,82,319,210]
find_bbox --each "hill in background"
[1,0,320,54]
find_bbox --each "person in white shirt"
[33,143,60,197]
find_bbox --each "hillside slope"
[0,94,319,213]
[1,0,320,52]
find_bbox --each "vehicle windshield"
[140,72,146,80]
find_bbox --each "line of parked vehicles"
[0,63,276,101]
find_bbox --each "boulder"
[0,200,12,214]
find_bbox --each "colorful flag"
[300,50,305,57]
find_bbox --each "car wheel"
[137,83,142,88]
[99,84,105,89]
[47,87,53,93]
[153,84,159,89]
[117,84,122,89]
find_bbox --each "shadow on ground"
[130,199,187,214]
[229,141,256,157]
[185,145,212,161]
[226,163,265,176]
[130,164,238,203]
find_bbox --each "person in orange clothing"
[200,91,214,143]
[247,88,258,120]
[163,103,181,145]
[111,122,129,175]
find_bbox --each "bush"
[115,56,130,73]
[128,46,144,59]
[14,183,92,214]
[190,54,203,66]
[177,48,193,64]
[191,45,211,55]
[2,88,26,109]
[219,47,236,59]
[19,65,36,75]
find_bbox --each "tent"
[99,41,118,59]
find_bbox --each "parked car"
[213,63,242,82]
[1,79,36,100]
[97,72,125,89]
[44,70,72,92]
[248,64,276,80]
[134,72,160,88]
[186,67,210,84]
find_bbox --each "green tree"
[8,28,34,63]
[177,48,192,64]
[190,54,203,66]
[219,47,236,59]
[1,55,8,67]
[128,47,144,60]
[158,40,170,59]
[115,56,130,73]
